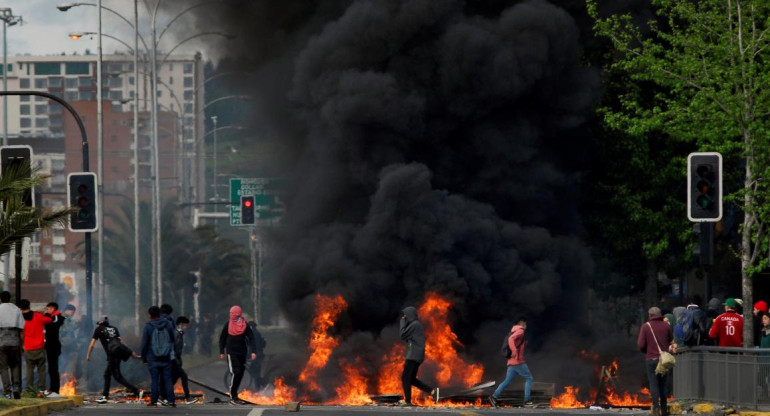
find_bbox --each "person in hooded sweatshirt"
[141,305,176,408]
[488,314,534,408]
[399,306,438,406]
[20,299,51,393]
[219,305,257,405]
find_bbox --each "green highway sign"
[230,178,285,226]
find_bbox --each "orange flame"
[550,386,585,408]
[60,373,77,396]
[298,293,348,392]
[240,377,298,405]
[329,359,373,405]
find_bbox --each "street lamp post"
[211,115,218,205]
[96,0,104,317]
[0,8,21,146]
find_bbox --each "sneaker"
[12,391,20,400]
[488,395,498,408]
[95,396,109,404]
[137,389,144,401]
[397,400,412,407]
[431,387,440,403]
[147,402,158,407]
[524,401,535,408]
[159,399,172,407]
[46,392,61,398]
[229,398,248,405]
[185,397,200,404]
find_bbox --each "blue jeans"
[148,359,174,405]
[645,359,667,415]
[492,363,533,401]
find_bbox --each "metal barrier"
[673,346,770,409]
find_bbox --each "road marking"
[247,409,265,416]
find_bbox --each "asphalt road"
[54,403,651,416]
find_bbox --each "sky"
[3,0,215,58]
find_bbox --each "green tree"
[587,0,770,345]
[0,163,72,255]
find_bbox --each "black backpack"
[500,331,513,358]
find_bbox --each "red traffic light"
[244,199,253,208]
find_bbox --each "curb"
[0,396,84,416]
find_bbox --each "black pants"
[226,353,246,399]
[645,359,668,416]
[172,361,190,399]
[103,355,138,397]
[402,359,432,404]
[46,345,61,393]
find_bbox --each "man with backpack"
[489,315,534,408]
[140,306,176,408]
[674,296,710,347]
[86,317,142,403]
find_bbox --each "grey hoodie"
[141,317,175,362]
[400,306,426,363]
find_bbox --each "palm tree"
[0,162,73,255]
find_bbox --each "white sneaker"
[46,392,61,398]
[185,397,200,404]
[95,396,109,404]
[137,390,144,401]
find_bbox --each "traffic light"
[687,152,722,222]
[0,145,34,207]
[241,195,255,225]
[67,173,98,232]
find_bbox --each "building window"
[35,62,61,75]
[19,105,30,115]
[34,78,47,89]
[184,103,193,114]
[79,77,92,87]
[48,77,62,87]
[183,91,193,100]
[66,62,89,75]
[129,76,134,86]
[20,118,30,128]
[64,91,78,101]
[79,91,92,101]
[109,90,123,100]
[20,95,29,102]
[35,105,47,114]
[109,77,122,87]
[183,63,193,74]
[43,246,51,255]
[49,105,62,115]
[19,78,30,88]
[183,77,193,88]
[35,118,49,128]
[65,78,77,89]
[157,90,162,97]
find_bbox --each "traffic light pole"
[0,91,92,329]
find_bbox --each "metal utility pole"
[211,115,218,205]
[132,0,141,334]
[0,8,20,146]
[150,1,163,305]
[96,0,105,318]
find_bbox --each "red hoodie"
[23,311,52,351]
[506,324,527,366]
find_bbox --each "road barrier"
[673,346,770,409]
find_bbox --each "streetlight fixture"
[0,8,21,147]
[68,32,135,53]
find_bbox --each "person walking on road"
[86,317,142,403]
[59,304,82,380]
[173,316,199,404]
[219,305,258,405]
[141,306,176,408]
[399,306,438,407]
[20,299,51,393]
[708,298,744,347]
[488,315,534,408]
[638,306,676,416]
[43,302,65,397]
[0,291,23,399]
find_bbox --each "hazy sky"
[4,0,214,58]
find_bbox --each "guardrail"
[673,346,770,409]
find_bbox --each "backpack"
[500,331,513,358]
[674,309,696,345]
[151,325,173,359]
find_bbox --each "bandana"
[228,305,247,336]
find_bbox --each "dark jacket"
[174,328,185,366]
[637,315,673,360]
[141,317,175,362]
[761,325,770,349]
[400,306,426,363]
[219,323,258,357]
[44,312,65,349]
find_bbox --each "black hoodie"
[400,306,426,363]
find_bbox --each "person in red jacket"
[19,299,51,392]
[488,315,534,408]
[708,298,744,347]
[637,307,676,416]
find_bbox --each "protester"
[670,307,686,348]
[708,298,744,347]
[86,317,142,403]
[754,300,768,347]
[398,306,438,407]
[219,305,258,405]
[679,296,710,347]
[173,316,199,404]
[489,314,534,408]
[760,312,770,348]
[59,304,82,380]
[43,302,65,397]
[0,291,23,398]
[638,306,676,416]
[20,299,51,393]
[141,306,176,408]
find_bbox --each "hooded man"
[489,314,534,408]
[43,302,65,397]
[219,305,257,405]
[141,306,176,407]
[399,306,438,406]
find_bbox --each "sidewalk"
[0,396,83,416]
